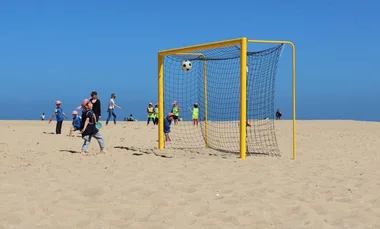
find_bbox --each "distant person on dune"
[41,113,45,121]
[125,114,135,121]
[276,109,282,120]
[48,101,68,134]
[106,93,121,126]
[90,91,101,122]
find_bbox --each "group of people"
[148,101,199,142]
[47,92,282,152]
[47,91,122,155]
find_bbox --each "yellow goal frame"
[157,37,296,160]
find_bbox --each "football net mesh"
[163,44,283,156]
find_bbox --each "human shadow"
[42,131,55,135]
[59,149,81,154]
[114,146,173,158]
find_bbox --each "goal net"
[160,41,284,156]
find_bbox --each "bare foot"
[97,149,106,154]
[81,151,92,156]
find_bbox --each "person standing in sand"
[171,101,180,125]
[106,93,121,126]
[40,113,45,121]
[80,99,105,155]
[147,102,155,125]
[164,113,174,142]
[276,109,282,120]
[153,103,159,125]
[190,103,199,126]
[90,91,101,122]
[48,101,69,134]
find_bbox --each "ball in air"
[181,60,192,71]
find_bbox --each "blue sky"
[0,0,379,121]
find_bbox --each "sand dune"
[0,120,379,229]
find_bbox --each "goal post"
[157,37,296,160]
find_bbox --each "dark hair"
[111,93,116,98]
[91,91,97,96]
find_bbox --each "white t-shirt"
[108,98,115,109]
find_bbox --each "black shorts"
[173,115,178,120]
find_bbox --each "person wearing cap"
[106,93,121,126]
[90,91,101,122]
[164,113,174,142]
[69,110,82,136]
[48,100,68,134]
[171,101,180,125]
[146,102,155,125]
[80,99,90,128]
[80,98,105,154]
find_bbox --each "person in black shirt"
[90,91,101,122]
[276,109,282,120]
[80,99,105,155]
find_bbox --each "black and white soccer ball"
[181,60,192,71]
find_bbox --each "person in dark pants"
[146,103,155,125]
[153,103,159,125]
[276,109,282,120]
[90,91,101,122]
[48,100,68,134]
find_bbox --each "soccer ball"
[181,60,192,71]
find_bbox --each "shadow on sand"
[59,149,81,154]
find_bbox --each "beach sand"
[0,120,379,229]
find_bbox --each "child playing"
[153,103,159,125]
[80,99,105,155]
[147,102,155,125]
[164,113,174,142]
[171,101,180,125]
[48,100,68,134]
[69,110,82,137]
[190,103,199,126]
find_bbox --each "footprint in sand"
[186,187,197,194]
[333,196,353,204]
[81,187,105,198]
[290,205,301,215]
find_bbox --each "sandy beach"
[0,120,379,229]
